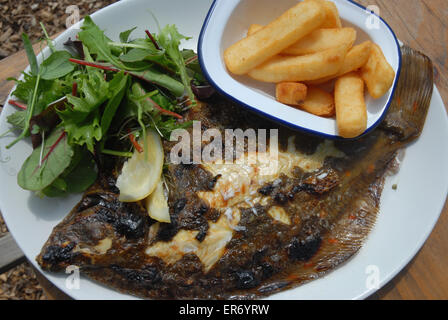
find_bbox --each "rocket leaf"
[158,25,194,103]
[78,16,128,70]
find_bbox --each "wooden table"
[0,0,447,300]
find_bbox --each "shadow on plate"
[27,193,81,222]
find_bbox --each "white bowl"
[198,0,401,139]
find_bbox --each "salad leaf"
[58,69,130,152]
[63,151,97,193]
[6,74,41,149]
[118,38,167,63]
[8,19,200,199]
[10,74,73,116]
[63,113,102,153]
[101,72,129,135]
[120,46,176,75]
[57,68,109,152]
[41,149,97,197]
[130,83,148,158]
[28,98,66,148]
[8,74,35,103]
[22,33,38,76]
[17,127,74,191]
[131,68,185,97]
[128,83,191,139]
[64,38,84,59]
[182,49,205,83]
[40,51,75,80]
[7,111,28,131]
[78,16,128,70]
[119,48,157,63]
[40,22,56,53]
[76,18,187,96]
[119,27,137,44]
[6,36,73,149]
[158,25,194,103]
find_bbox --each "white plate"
[198,0,401,139]
[0,0,447,300]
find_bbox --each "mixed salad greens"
[4,16,210,198]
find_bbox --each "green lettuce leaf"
[58,69,129,152]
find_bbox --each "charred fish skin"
[36,46,433,299]
[37,173,152,272]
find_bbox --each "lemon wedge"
[116,130,164,202]
[145,180,171,223]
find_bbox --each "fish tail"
[381,45,433,142]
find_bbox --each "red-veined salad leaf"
[40,148,97,197]
[17,127,74,191]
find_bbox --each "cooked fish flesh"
[37,46,433,299]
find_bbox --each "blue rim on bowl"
[198,0,402,140]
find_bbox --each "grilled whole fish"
[37,46,433,299]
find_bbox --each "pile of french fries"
[224,0,395,138]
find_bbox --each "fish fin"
[313,179,383,273]
[258,179,384,296]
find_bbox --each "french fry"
[247,24,263,36]
[224,0,325,75]
[305,0,342,28]
[306,40,372,85]
[360,43,395,99]
[248,44,349,83]
[233,1,393,130]
[247,26,356,56]
[298,86,335,117]
[283,27,356,55]
[276,82,308,106]
[334,72,367,138]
